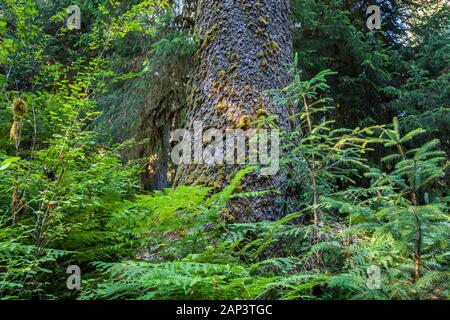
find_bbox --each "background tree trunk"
[134,0,195,190]
[174,0,293,222]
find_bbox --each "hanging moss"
[236,115,251,129]
[230,52,240,61]
[12,98,28,120]
[256,108,269,118]
[215,100,228,113]
[202,24,218,49]
[260,59,269,69]
[208,181,222,190]
[9,121,19,142]
[10,98,28,143]
[201,68,207,79]
[222,208,237,223]
[219,69,226,79]
[217,166,226,181]
[270,40,279,51]
[258,16,268,27]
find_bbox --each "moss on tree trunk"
[174,0,294,222]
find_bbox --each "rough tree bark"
[136,58,190,190]
[174,0,293,222]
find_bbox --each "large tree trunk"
[174,0,293,222]
[135,0,195,191]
